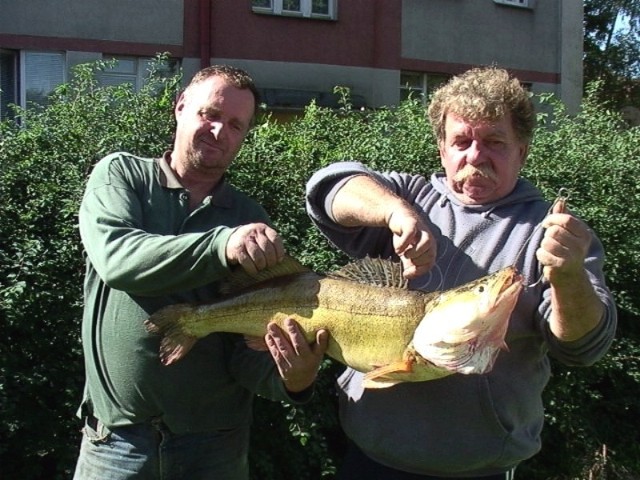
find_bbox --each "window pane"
[25,52,64,107]
[400,72,422,89]
[400,89,415,103]
[100,57,138,89]
[252,0,272,7]
[100,73,136,89]
[425,74,450,98]
[282,0,301,12]
[141,58,180,94]
[141,57,179,80]
[312,0,329,15]
[1,50,18,119]
[107,58,137,75]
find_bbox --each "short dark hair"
[186,65,261,122]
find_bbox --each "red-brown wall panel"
[194,0,401,69]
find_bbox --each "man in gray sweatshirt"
[305,67,616,479]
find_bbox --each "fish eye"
[477,286,485,293]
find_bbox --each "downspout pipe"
[199,0,211,68]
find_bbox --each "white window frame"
[493,0,535,9]
[100,56,143,90]
[252,0,337,20]
[99,55,179,91]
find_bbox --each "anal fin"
[361,360,414,389]
[362,378,402,389]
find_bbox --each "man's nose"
[210,122,224,139]
[466,140,484,164]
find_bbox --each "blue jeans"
[73,416,250,480]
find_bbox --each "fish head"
[412,266,523,374]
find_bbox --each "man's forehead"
[187,76,229,98]
[186,77,254,112]
[445,113,513,135]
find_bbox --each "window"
[252,0,337,20]
[99,56,179,91]
[23,52,65,108]
[0,50,66,118]
[0,50,18,120]
[400,72,450,105]
[493,0,535,9]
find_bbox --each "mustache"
[452,164,498,183]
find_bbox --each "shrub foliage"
[1,61,638,479]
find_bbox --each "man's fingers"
[313,329,329,356]
[265,227,285,262]
[226,223,285,275]
[248,227,282,269]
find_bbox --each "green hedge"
[1,60,638,479]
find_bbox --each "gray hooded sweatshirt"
[305,161,616,477]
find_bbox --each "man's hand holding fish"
[225,222,285,275]
[329,174,437,279]
[265,318,329,393]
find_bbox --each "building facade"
[0,0,583,119]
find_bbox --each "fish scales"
[145,256,523,388]
[154,271,431,373]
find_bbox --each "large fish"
[145,256,523,388]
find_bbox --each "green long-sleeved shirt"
[77,151,302,434]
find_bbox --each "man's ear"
[438,141,447,167]
[174,92,186,117]
[519,143,529,167]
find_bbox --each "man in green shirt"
[72,65,328,480]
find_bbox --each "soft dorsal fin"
[328,256,408,289]
[219,255,312,295]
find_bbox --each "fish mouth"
[412,266,524,375]
[489,267,523,310]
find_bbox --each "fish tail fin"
[144,305,198,365]
[159,334,198,366]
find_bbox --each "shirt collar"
[157,151,234,208]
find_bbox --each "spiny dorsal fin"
[328,256,407,289]
[219,255,311,295]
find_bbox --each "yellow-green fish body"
[145,256,522,388]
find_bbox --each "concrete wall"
[402,0,559,73]
[559,0,584,114]
[399,0,583,112]
[0,0,183,46]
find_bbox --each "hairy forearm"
[548,268,605,342]
[331,174,406,227]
